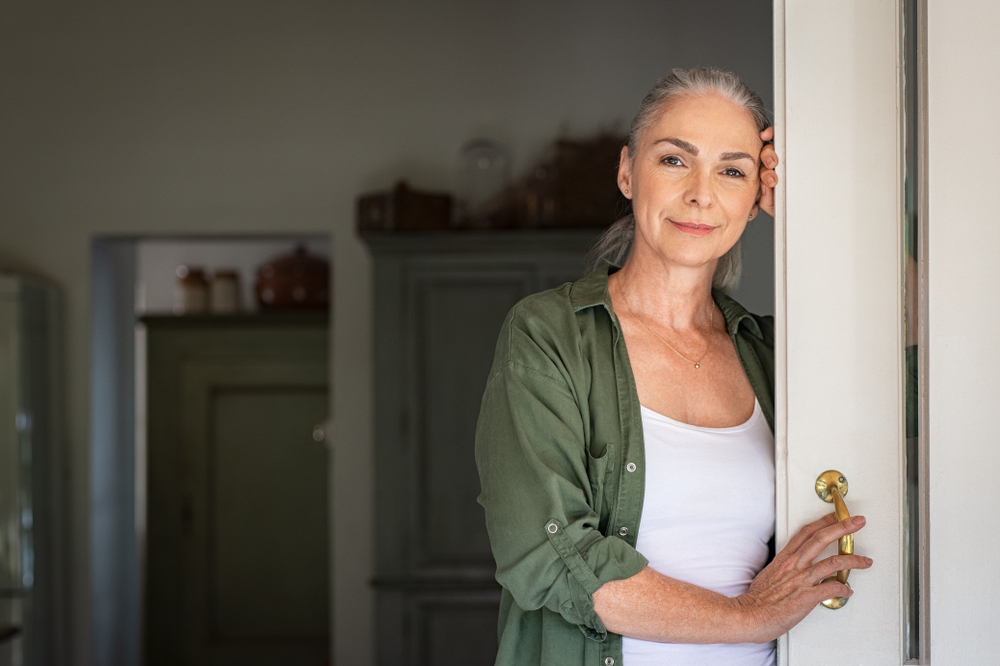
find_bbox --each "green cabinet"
[366,232,597,666]
[144,315,329,666]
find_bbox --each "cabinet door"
[146,323,329,666]
[372,243,590,666]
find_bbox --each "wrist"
[731,593,771,644]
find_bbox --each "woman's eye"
[722,167,745,178]
[662,155,683,166]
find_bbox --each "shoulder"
[496,282,580,368]
[489,271,609,382]
[507,282,577,333]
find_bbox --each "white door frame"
[775,0,907,662]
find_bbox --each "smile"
[669,220,718,237]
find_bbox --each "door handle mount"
[815,470,852,609]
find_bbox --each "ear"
[617,145,632,198]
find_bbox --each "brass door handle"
[815,470,853,609]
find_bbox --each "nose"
[684,169,713,208]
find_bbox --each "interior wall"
[0,1,773,664]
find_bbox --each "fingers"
[811,554,873,584]
[760,144,778,172]
[781,512,839,553]
[758,182,775,218]
[758,128,779,198]
[798,515,867,564]
[813,578,853,604]
[757,135,778,218]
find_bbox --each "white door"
[777,0,1000,663]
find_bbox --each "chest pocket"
[586,442,615,535]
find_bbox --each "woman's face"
[619,92,763,275]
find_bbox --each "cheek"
[719,182,760,216]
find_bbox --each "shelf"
[139,311,329,328]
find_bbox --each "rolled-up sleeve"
[476,347,648,641]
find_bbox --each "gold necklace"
[617,280,715,369]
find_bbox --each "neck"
[612,251,717,331]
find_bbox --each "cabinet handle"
[815,470,853,609]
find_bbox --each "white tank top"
[621,399,776,666]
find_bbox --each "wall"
[0,1,773,664]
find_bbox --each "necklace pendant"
[694,363,701,369]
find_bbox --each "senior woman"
[475,68,872,666]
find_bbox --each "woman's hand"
[735,512,872,643]
[758,126,779,218]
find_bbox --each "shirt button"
[618,527,628,536]
[605,657,615,666]
[547,523,558,534]
[626,462,637,473]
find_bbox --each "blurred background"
[0,1,772,664]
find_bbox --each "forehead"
[642,93,761,149]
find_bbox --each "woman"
[475,68,872,666]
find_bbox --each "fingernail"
[853,516,865,525]
[865,557,873,565]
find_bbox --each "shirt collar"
[570,266,764,341]
[569,266,614,312]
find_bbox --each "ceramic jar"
[173,266,209,314]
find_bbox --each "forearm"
[592,566,759,644]
[593,514,873,645]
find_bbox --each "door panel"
[203,386,329,640]
[368,232,596,665]
[182,363,329,665]
[926,0,1000,661]
[777,0,905,662]
[411,270,532,570]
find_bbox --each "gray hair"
[588,67,769,294]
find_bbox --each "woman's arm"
[593,512,872,644]
[476,349,648,640]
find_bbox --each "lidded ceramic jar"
[255,246,329,311]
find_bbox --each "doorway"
[90,235,331,666]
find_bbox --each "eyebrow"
[653,137,756,163]
[654,137,699,155]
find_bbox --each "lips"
[670,220,717,237]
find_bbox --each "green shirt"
[475,267,775,666]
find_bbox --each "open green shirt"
[475,267,775,666]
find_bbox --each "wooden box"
[357,181,453,233]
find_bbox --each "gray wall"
[0,1,772,664]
